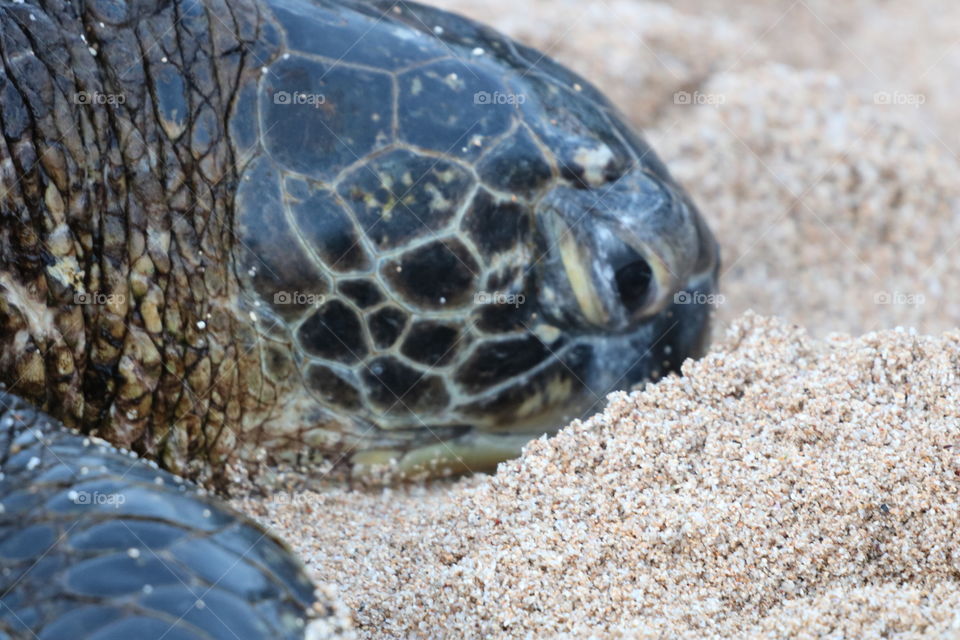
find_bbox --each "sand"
[236,2,960,637]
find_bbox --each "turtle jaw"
[556,263,716,419]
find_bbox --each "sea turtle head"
[224,0,722,479]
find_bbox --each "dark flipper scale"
[0,391,319,639]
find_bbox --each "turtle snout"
[534,171,717,334]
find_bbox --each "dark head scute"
[337,280,384,309]
[511,40,613,109]
[368,306,408,350]
[455,336,552,393]
[379,0,521,63]
[382,238,479,310]
[261,56,392,177]
[363,357,449,416]
[461,189,531,257]
[297,299,367,364]
[272,0,439,70]
[476,125,553,198]
[459,344,593,423]
[517,73,633,188]
[397,59,515,159]
[288,182,371,272]
[401,321,461,367]
[305,363,363,412]
[235,158,330,319]
[338,149,474,251]
[474,298,533,333]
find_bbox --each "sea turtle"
[0,0,719,636]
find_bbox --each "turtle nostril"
[614,255,653,316]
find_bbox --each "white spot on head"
[433,25,444,35]
[161,56,168,63]
[26,456,40,471]
[471,47,485,56]
[127,548,141,559]
[573,144,615,187]
[196,320,206,330]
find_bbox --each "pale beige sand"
[237,2,960,637]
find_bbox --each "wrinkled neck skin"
[0,0,290,489]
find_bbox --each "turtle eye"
[613,248,653,316]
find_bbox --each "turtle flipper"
[0,392,324,640]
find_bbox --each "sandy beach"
[235,1,960,637]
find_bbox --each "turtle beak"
[534,171,718,333]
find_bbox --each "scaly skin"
[0,0,288,488]
[0,389,322,638]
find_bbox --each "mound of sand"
[243,314,960,638]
